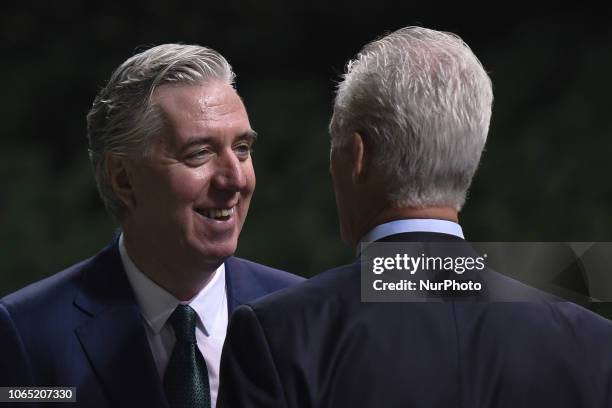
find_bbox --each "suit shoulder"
[500,301,612,333]
[0,255,98,352]
[549,301,612,335]
[494,302,612,375]
[229,256,304,288]
[1,258,89,315]
[475,301,612,365]
[248,262,359,314]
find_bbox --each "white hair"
[87,44,235,221]
[330,26,493,210]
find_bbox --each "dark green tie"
[163,304,211,408]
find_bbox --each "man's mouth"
[196,207,235,221]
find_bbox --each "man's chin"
[193,240,238,265]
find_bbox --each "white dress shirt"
[118,234,228,408]
[358,219,465,254]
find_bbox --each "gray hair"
[330,26,493,210]
[87,44,236,221]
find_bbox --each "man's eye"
[185,149,212,164]
[234,144,253,158]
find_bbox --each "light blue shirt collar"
[358,219,464,254]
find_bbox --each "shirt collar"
[358,219,464,254]
[119,233,226,336]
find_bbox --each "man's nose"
[212,150,245,190]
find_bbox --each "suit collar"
[73,239,168,408]
[74,241,266,316]
[224,256,268,313]
[73,238,135,317]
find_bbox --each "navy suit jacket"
[219,232,612,407]
[0,239,304,407]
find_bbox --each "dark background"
[2,3,612,297]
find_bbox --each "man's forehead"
[153,81,243,115]
[151,82,253,151]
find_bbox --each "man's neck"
[121,232,220,301]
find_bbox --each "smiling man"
[0,44,303,408]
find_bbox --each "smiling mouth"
[196,207,235,221]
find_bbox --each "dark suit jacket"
[0,239,303,408]
[219,232,612,407]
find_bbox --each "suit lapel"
[73,240,168,408]
[76,306,167,408]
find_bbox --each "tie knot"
[169,304,198,343]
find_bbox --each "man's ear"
[105,154,137,211]
[351,132,366,183]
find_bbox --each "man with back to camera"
[218,27,612,407]
[0,44,303,407]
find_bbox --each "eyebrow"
[239,130,258,143]
[180,130,258,152]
